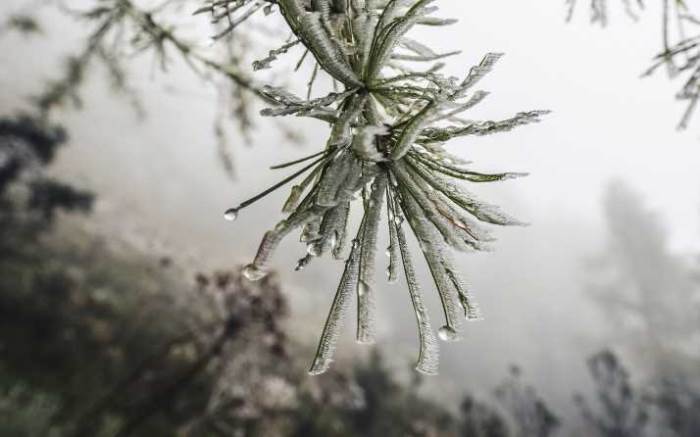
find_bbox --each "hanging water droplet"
[386,267,397,284]
[437,325,459,342]
[393,216,404,225]
[224,208,239,221]
[385,246,391,257]
[329,232,338,249]
[242,263,267,281]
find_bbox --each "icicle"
[356,174,388,344]
[332,202,351,259]
[247,206,327,280]
[318,204,350,254]
[298,12,364,87]
[456,52,504,97]
[353,12,379,77]
[309,238,362,375]
[446,267,482,321]
[253,40,301,71]
[316,152,351,207]
[418,110,550,143]
[283,185,305,213]
[366,0,436,81]
[399,186,462,335]
[385,181,400,285]
[394,208,439,375]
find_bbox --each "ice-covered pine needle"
[217,0,548,375]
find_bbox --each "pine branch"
[222,0,548,374]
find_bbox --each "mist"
[1,0,699,433]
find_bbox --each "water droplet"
[385,246,391,257]
[242,263,267,281]
[393,216,404,225]
[224,208,239,221]
[358,281,369,297]
[329,232,338,249]
[437,325,459,342]
[386,268,397,284]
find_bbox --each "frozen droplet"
[358,281,369,297]
[242,263,267,281]
[386,268,397,284]
[300,226,317,243]
[224,208,239,221]
[295,255,311,271]
[437,325,459,342]
[307,242,322,257]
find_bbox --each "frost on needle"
[213,0,548,375]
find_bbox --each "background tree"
[585,181,700,379]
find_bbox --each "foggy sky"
[1,0,698,418]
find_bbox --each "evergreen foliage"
[218,0,547,375]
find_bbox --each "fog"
[1,0,699,426]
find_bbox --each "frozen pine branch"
[222,0,547,374]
